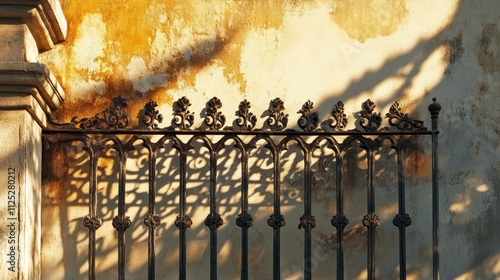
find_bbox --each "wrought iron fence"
[42,96,441,280]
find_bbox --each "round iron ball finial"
[428,98,442,116]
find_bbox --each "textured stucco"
[39,0,500,279]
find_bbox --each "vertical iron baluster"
[272,150,282,280]
[361,140,380,280]
[111,141,131,280]
[203,140,223,280]
[331,144,348,280]
[82,143,102,280]
[143,138,161,280]
[118,145,127,280]
[397,146,407,279]
[236,150,251,280]
[241,152,249,280]
[336,153,345,280]
[429,99,441,280]
[179,151,188,280]
[368,147,376,280]
[148,148,157,279]
[392,142,411,280]
[304,150,313,280]
[209,149,218,280]
[180,151,187,280]
[235,139,255,280]
[172,139,193,280]
[266,139,285,280]
[297,140,316,280]
[172,137,193,280]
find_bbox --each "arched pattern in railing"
[43,96,441,280]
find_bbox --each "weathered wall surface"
[39,0,500,279]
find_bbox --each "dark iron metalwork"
[43,96,440,280]
[81,142,101,280]
[392,139,412,280]
[429,98,442,280]
[266,137,286,280]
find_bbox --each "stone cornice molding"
[0,0,67,52]
[0,62,65,126]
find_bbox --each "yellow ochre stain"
[40,1,301,122]
[331,0,408,42]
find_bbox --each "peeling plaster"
[478,23,500,73]
[72,13,107,72]
[330,0,408,42]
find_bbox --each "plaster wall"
[39,0,500,279]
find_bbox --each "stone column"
[0,1,66,279]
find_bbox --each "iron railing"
[42,96,441,280]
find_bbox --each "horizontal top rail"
[42,128,434,136]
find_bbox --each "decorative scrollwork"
[204,97,226,130]
[331,214,349,231]
[172,96,195,130]
[112,215,132,231]
[330,101,348,131]
[362,213,381,228]
[83,214,102,230]
[298,215,316,229]
[204,213,224,230]
[144,212,161,230]
[266,98,288,131]
[236,100,257,131]
[236,213,254,228]
[393,213,412,228]
[174,215,193,229]
[298,100,320,131]
[267,214,285,230]
[49,96,433,133]
[359,99,382,132]
[72,97,131,129]
[386,101,424,130]
[139,100,163,129]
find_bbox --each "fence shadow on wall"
[42,95,437,280]
[41,1,500,279]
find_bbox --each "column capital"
[0,62,65,127]
[0,0,67,52]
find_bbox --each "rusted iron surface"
[43,97,440,280]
